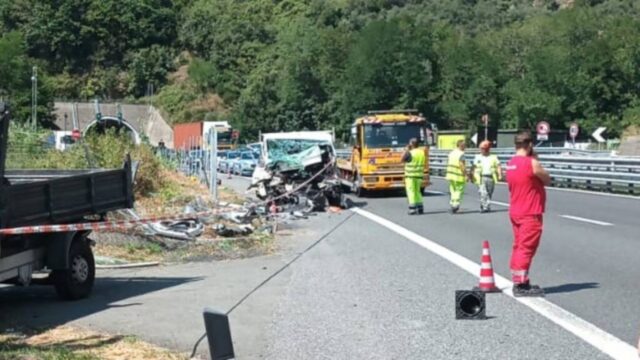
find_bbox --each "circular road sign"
[537,121,550,136]
[569,122,579,138]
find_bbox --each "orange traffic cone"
[476,240,500,293]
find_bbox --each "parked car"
[246,142,262,157]
[216,151,228,171]
[232,151,259,176]
[219,151,240,173]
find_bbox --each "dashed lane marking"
[490,200,510,207]
[560,215,614,226]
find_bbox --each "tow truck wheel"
[52,238,95,300]
[353,176,366,197]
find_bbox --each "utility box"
[436,130,466,149]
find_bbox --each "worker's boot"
[512,282,545,297]
[417,204,424,215]
[449,205,459,214]
[408,206,417,215]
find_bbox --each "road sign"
[536,121,550,141]
[71,128,81,141]
[569,123,579,139]
[592,127,606,143]
[471,133,478,145]
[537,121,550,135]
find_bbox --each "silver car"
[232,151,258,176]
[219,151,240,173]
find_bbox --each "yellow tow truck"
[337,110,432,196]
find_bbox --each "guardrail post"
[606,181,612,193]
[629,183,634,195]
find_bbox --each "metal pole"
[72,103,79,130]
[484,124,488,143]
[31,66,37,128]
[210,128,218,203]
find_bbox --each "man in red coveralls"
[506,131,551,297]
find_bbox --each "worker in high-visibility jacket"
[402,138,425,215]
[472,140,502,213]
[446,139,467,214]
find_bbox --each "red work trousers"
[509,215,543,284]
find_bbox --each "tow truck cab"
[337,110,433,196]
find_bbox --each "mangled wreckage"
[250,131,345,212]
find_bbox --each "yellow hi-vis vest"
[473,154,500,184]
[446,149,465,182]
[405,148,425,179]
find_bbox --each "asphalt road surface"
[224,175,639,358]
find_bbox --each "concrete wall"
[53,102,174,148]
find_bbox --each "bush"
[7,125,166,197]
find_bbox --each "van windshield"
[364,123,423,148]
[266,139,330,157]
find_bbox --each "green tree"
[0,32,53,124]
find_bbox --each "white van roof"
[261,131,333,142]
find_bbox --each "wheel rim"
[71,255,89,283]
[352,175,360,193]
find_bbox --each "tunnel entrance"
[83,116,141,144]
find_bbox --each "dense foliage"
[6,124,165,196]
[2,0,640,138]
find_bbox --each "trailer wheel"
[52,239,95,300]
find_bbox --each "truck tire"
[352,174,367,197]
[52,238,95,300]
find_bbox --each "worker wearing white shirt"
[471,140,502,213]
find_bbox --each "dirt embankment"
[0,325,188,360]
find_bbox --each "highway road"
[224,175,639,359]
[2,175,637,359]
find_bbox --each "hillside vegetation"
[2,0,640,139]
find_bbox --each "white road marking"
[560,215,614,226]
[424,190,446,195]
[351,207,637,360]
[490,200,510,207]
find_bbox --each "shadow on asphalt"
[456,209,509,215]
[360,190,446,199]
[0,276,203,330]
[543,282,600,294]
[344,198,368,208]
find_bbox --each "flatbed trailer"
[0,103,134,300]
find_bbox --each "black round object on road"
[455,290,486,320]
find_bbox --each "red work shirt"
[506,155,546,216]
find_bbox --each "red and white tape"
[0,208,233,236]
[1,160,336,236]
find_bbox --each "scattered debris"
[152,219,204,240]
[214,224,254,237]
[248,135,346,216]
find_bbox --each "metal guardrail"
[336,148,640,194]
[429,149,640,194]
